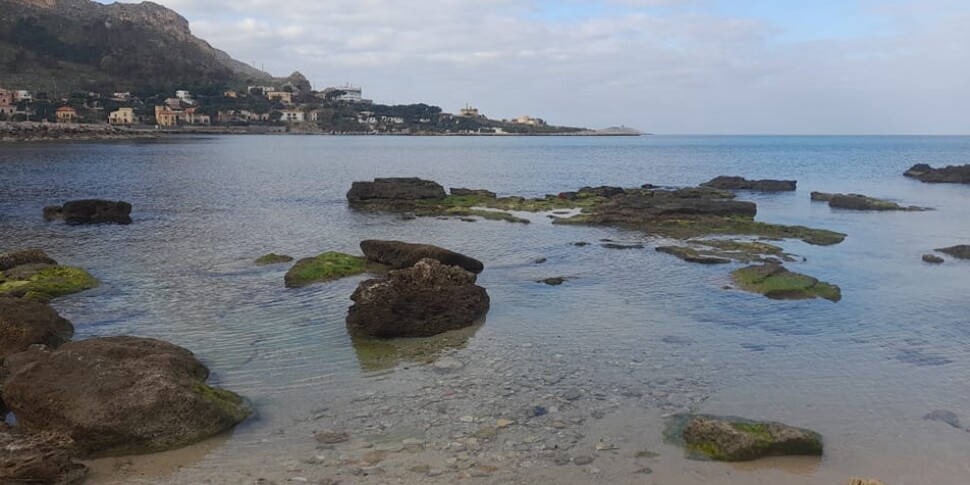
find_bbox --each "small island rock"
[255,253,294,266]
[284,252,366,288]
[0,249,58,271]
[45,199,133,225]
[701,176,796,192]
[347,178,446,203]
[904,163,970,184]
[922,254,944,264]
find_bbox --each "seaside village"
[0,82,551,134]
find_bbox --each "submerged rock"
[360,240,484,274]
[922,254,944,264]
[656,246,731,265]
[936,245,970,260]
[0,249,58,271]
[347,178,446,203]
[701,176,797,192]
[812,193,927,211]
[1,336,252,457]
[904,163,970,184]
[0,297,74,360]
[0,264,100,300]
[46,199,133,225]
[346,259,489,338]
[255,253,294,266]
[538,277,567,286]
[731,262,841,302]
[450,188,497,198]
[681,416,823,461]
[284,252,367,288]
[0,424,88,485]
[601,243,644,250]
[923,409,961,429]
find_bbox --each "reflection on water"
[351,321,483,371]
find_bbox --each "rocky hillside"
[0,0,278,93]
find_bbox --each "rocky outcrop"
[346,259,490,338]
[450,188,496,198]
[904,164,970,184]
[656,246,731,265]
[44,199,133,225]
[284,252,367,288]
[682,416,823,461]
[922,254,944,264]
[0,297,74,360]
[702,176,797,192]
[0,424,87,485]
[1,336,251,457]
[255,253,293,266]
[360,240,484,274]
[347,178,446,204]
[576,193,758,221]
[812,193,927,211]
[0,248,57,271]
[936,245,970,260]
[731,262,841,302]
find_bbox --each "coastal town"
[0,82,592,137]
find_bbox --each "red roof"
[56,106,77,112]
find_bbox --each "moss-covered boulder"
[675,415,823,462]
[255,253,294,266]
[0,265,100,299]
[731,263,841,302]
[284,252,366,288]
[0,297,74,360]
[812,192,927,211]
[1,337,251,457]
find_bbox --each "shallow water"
[1,135,969,484]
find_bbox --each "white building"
[280,109,305,123]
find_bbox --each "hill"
[0,0,278,93]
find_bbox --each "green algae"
[732,264,841,302]
[192,383,252,422]
[665,414,823,462]
[0,266,100,299]
[255,253,294,266]
[284,252,367,288]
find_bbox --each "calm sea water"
[1,135,969,483]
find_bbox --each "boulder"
[731,262,841,302]
[57,199,132,225]
[1,337,252,457]
[826,194,925,211]
[42,205,65,221]
[0,297,74,360]
[904,163,970,184]
[0,265,100,300]
[360,240,484,274]
[936,245,970,260]
[450,188,497,198]
[682,416,823,461]
[701,176,797,192]
[0,424,88,485]
[346,259,490,338]
[284,252,367,288]
[922,254,944,264]
[347,178,446,203]
[0,248,57,271]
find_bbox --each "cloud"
[110,0,970,133]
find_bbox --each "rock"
[656,246,731,265]
[572,242,590,247]
[923,410,961,429]
[936,245,970,260]
[315,430,349,444]
[532,257,548,264]
[817,193,926,211]
[538,277,566,286]
[361,451,386,465]
[573,455,594,465]
[1,337,252,456]
[904,163,970,184]
[922,254,944,264]
[682,416,823,461]
[701,176,797,192]
[450,188,497,198]
[346,259,489,338]
[602,243,644,250]
[255,253,293,266]
[731,262,841,302]
[0,297,74,360]
[496,419,514,428]
[0,265,100,300]
[578,186,625,198]
[0,249,57,271]
[809,192,835,202]
[347,178,446,203]
[848,479,888,485]
[0,424,88,485]
[284,252,366,288]
[57,199,132,225]
[43,205,65,221]
[360,240,484,274]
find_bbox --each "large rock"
[904,163,970,184]
[682,416,823,461]
[46,199,133,225]
[284,252,367,288]
[347,178,446,203]
[0,297,74,361]
[0,424,88,485]
[0,264,100,300]
[822,193,926,211]
[346,259,490,338]
[360,240,484,274]
[731,262,841,302]
[701,176,797,192]
[0,249,58,272]
[1,337,251,457]
[936,245,970,259]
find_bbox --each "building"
[0,86,12,106]
[108,107,135,125]
[175,90,194,104]
[55,106,78,123]
[111,92,132,102]
[182,107,210,125]
[0,105,15,117]
[279,109,305,123]
[165,97,183,109]
[459,104,482,118]
[154,106,179,127]
[266,91,294,105]
[223,90,239,98]
[13,90,31,102]
[512,115,546,127]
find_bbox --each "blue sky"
[100,0,970,134]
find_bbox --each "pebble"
[362,451,386,465]
[460,415,476,423]
[635,467,654,474]
[573,455,595,465]
[314,430,349,444]
[596,442,618,451]
[496,419,514,428]
[427,469,443,477]
[402,438,426,446]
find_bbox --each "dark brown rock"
[0,297,74,361]
[347,178,446,203]
[346,259,489,338]
[360,240,484,274]
[701,176,797,192]
[0,249,58,272]
[1,337,251,457]
[936,245,970,260]
[904,164,970,184]
[60,199,132,225]
[43,205,65,221]
[682,416,823,461]
[809,192,835,202]
[450,188,497,198]
[922,254,944,264]
[0,424,88,485]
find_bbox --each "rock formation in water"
[681,415,823,461]
[0,249,100,300]
[701,176,797,192]
[904,163,970,184]
[360,240,484,274]
[935,245,970,260]
[810,192,927,211]
[43,199,132,225]
[284,252,367,288]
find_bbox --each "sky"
[101,0,970,134]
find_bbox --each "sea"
[1,135,968,484]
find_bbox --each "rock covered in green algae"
[701,176,797,192]
[811,192,928,211]
[255,253,294,266]
[656,246,731,265]
[284,252,367,288]
[731,262,841,302]
[936,245,970,260]
[678,416,823,462]
[0,265,100,299]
